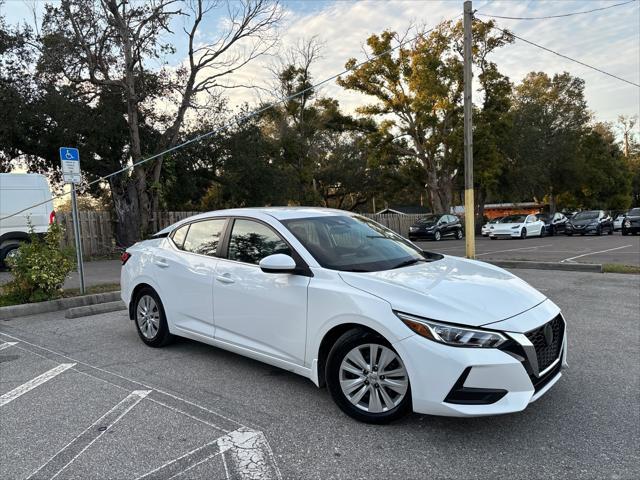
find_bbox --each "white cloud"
[216,0,639,125]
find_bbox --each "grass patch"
[0,282,120,307]
[603,264,640,274]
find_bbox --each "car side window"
[171,224,189,249]
[228,219,291,265]
[182,219,226,256]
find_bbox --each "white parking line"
[0,363,75,407]
[560,245,634,263]
[27,390,150,480]
[0,341,17,351]
[475,244,553,257]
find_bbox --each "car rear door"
[154,218,227,339]
[213,218,310,365]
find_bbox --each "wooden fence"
[362,213,425,236]
[56,210,427,258]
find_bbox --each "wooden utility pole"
[463,0,475,259]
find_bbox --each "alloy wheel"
[339,344,408,413]
[434,231,441,241]
[136,294,160,339]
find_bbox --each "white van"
[0,173,55,264]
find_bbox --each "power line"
[1,18,458,222]
[486,23,640,88]
[476,0,637,21]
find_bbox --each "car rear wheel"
[434,230,441,241]
[0,243,21,266]
[134,287,173,347]
[326,329,411,424]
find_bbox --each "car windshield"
[535,214,549,221]
[573,211,599,220]
[628,208,640,216]
[489,217,503,224]
[282,215,432,272]
[416,215,439,225]
[502,215,527,223]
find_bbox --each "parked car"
[536,212,568,236]
[0,173,55,266]
[622,208,640,235]
[565,210,613,236]
[613,213,626,231]
[121,208,567,423]
[481,216,504,236]
[408,214,463,241]
[489,214,545,239]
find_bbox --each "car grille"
[525,315,564,372]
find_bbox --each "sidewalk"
[0,259,121,290]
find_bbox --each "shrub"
[1,222,75,304]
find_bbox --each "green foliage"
[1,223,74,304]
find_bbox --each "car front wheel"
[520,228,527,239]
[134,287,173,347]
[326,329,411,424]
[455,229,463,240]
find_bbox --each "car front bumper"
[489,230,521,238]
[566,224,598,234]
[393,301,567,417]
[408,230,437,240]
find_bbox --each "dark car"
[565,210,613,236]
[536,212,568,235]
[408,214,463,241]
[622,208,640,235]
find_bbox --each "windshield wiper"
[390,258,426,269]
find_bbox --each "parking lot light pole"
[463,0,476,259]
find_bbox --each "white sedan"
[121,208,566,423]
[489,214,546,239]
[481,216,504,236]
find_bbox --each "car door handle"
[216,274,235,285]
[154,258,169,268]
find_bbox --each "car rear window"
[182,219,226,256]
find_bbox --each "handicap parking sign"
[60,147,81,183]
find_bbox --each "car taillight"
[49,211,56,224]
[121,252,132,265]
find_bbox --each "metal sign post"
[60,147,85,294]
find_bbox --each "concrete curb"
[487,260,603,273]
[65,300,126,319]
[0,291,121,321]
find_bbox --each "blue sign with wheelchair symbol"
[60,147,80,161]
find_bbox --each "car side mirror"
[259,254,297,274]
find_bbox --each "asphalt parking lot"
[419,232,640,266]
[1,269,638,480]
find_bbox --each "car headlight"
[396,312,507,348]
[511,225,520,229]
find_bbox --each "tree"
[574,123,631,210]
[506,71,589,212]
[33,0,281,244]
[617,115,640,206]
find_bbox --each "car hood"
[570,218,597,226]
[339,256,546,327]
[491,222,522,230]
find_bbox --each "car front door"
[155,218,227,339]
[213,218,310,365]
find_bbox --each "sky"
[2,0,639,128]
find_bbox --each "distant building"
[451,202,544,219]
[375,205,431,215]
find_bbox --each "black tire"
[0,243,21,266]
[596,226,602,236]
[490,236,497,240]
[434,230,442,241]
[540,227,546,238]
[133,287,173,347]
[520,228,527,240]
[622,228,628,236]
[566,232,573,236]
[326,328,412,424]
[607,226,613,235]
[455,229,463,240]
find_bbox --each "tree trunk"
[110,176,143,247]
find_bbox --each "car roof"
[154,207,357,236]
